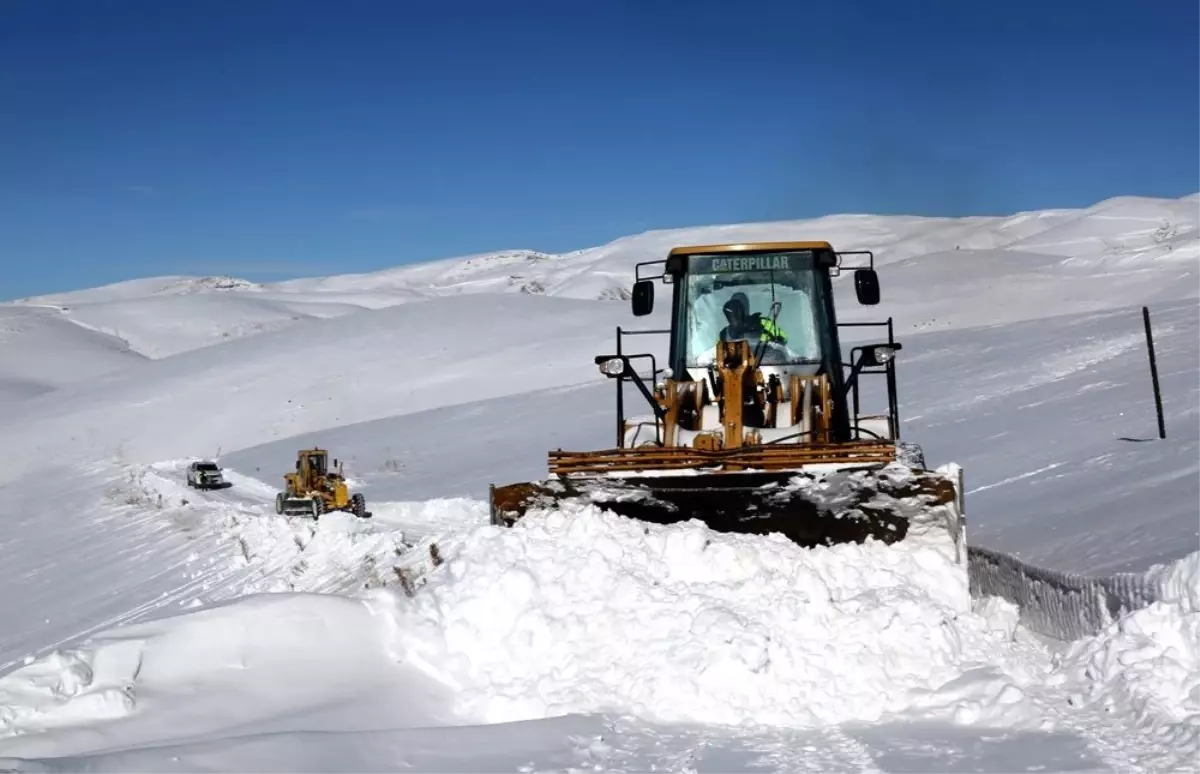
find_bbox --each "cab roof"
[667,240,833,258]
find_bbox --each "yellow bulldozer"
[275,447,369,519]
[488,240,965,556]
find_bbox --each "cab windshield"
[682,250,823,368]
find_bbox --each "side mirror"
[854,268,880,305]
[631,280,654,316]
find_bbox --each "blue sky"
[3,0,1197,299]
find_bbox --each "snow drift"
[0,592,461,760]
[0,305,146,405]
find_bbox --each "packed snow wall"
[967,545,1197,641]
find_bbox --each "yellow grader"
[488,241,965,555]
[275,447,369,519]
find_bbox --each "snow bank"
[966,544,1198,755]
[390,494,1027,730]
[1141,549,1200,611]
[0,592,459,759]
[1063,595,1200,724]
[1053,551,1200,756]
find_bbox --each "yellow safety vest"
[760,317,787,343]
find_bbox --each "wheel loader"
[275,447,369,519]
[488,241,965,558]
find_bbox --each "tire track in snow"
[566,715,889,773]
[739,726,889,773]
[820,727,884,773]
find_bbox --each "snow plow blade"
[489,446,966,554]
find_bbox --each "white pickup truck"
[186,460,227,490]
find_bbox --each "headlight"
[597,357,625,377]
[873,346,896,364]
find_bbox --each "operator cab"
[673,246,830,387]
[297,449,328,476]
[624,241,884,444]
[634,241,878,390]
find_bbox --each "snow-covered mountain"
[0,192,1196,771]
[12,193,1199,358]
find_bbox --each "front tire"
[275,492,285,514]
[351,493,366,518]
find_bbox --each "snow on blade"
[391,496,1019,729]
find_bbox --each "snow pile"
[1054,551,1200,751]
[393,494,1027,730]
[1143,549,1200,610]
